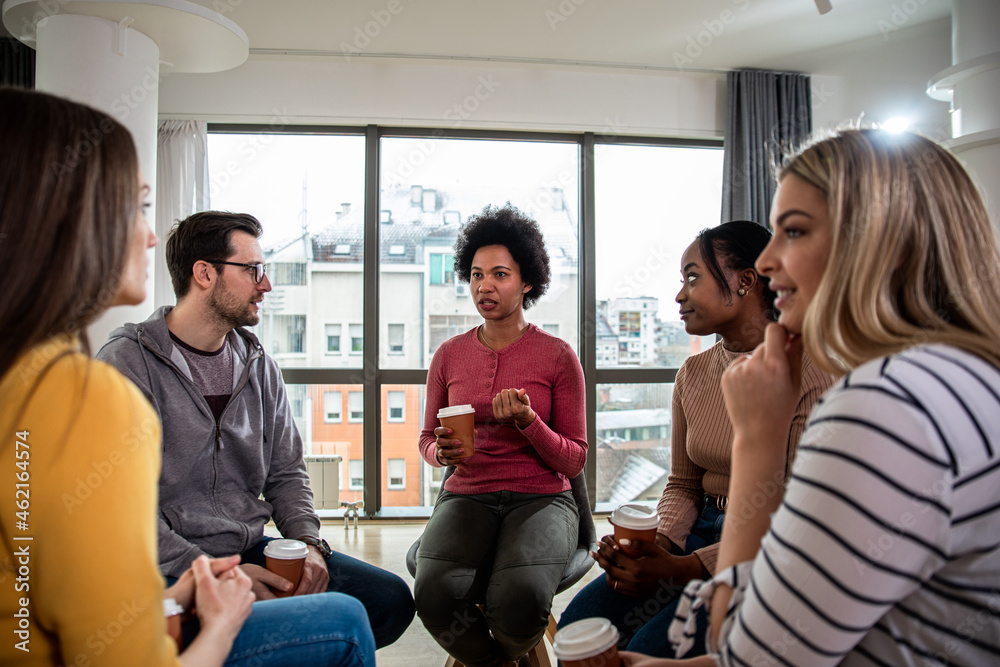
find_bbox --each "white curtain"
[155,120,208,308]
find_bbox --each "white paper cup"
[609,503,659,557]
[552,617,621,667]
[437,404,475,459]
[264,539,309,597]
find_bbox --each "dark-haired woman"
[415,205,587,667]
[558,221,833,658]
[0,87,374,667]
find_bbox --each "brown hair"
[165,210,263,299]
[780,128,1000,374]
[0,87,139,378]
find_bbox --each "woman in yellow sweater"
[0,87,256,666]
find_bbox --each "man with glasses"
[98,211,415,649]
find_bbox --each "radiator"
[304,454,342,509]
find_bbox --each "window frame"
[210,123,721,516]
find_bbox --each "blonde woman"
[623,129,1000,666]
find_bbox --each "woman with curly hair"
[415,204,587,667]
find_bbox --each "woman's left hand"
[493,388,536,428]
[595,535,706,597]
[722,323,802,449]
[164,554,242,611]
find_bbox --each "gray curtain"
[721,69,811,227]
[1,37,34,89]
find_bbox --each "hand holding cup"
[436,404,476,464]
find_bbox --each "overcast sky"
[208,134,723,325]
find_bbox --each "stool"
[341,500,363,529]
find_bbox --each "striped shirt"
[716,344,1000,666]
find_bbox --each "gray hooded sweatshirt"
[97,306,319,577]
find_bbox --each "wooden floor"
[266,519,606,666]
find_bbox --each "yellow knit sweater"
[0,336,177,666]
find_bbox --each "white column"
[3,0,247,347]
[928,0,1000,229]
[35,14,161,346]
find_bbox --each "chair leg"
[444,656,464,667]
[545,613,558,643]
[527,634,553,667]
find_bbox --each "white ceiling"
[208,0,952,72]
[4,0,953,73]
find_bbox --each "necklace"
[479,325,529,351]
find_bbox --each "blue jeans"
[415,489,578,667]
[242,536,415,649]
[557,496,724,658]
[221,593,375,666]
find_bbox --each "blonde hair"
[780,128,1000,374]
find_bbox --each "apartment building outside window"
[209,129,722,514]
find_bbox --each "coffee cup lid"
[263,538,309,559]
[552,617,619,660]
[437,404,474,418]
[610,503,659,530]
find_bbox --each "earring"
[523,288,528,293]
[738,288,747,296]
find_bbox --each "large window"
[379,136,581,369]
[595,144,724,369]
[209,126,722,515]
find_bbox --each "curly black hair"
[454,204,551,310]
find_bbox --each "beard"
[208,276,260,329]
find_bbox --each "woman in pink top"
[414,205,587,667]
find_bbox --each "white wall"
[157,19,951,141]
[159,55,725,138]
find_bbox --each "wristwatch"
[298,536,332,559]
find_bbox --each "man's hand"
[294,545,331,596]
[238,562,293,600]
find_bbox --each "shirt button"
[489,372,494,377]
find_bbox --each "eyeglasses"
[208,261,267,284]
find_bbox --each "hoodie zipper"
[137,326,264,542]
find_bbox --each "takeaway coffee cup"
[264,539,309,597]
[609,503,659,557]
[552,617,621,667]
[437,404,475,459]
